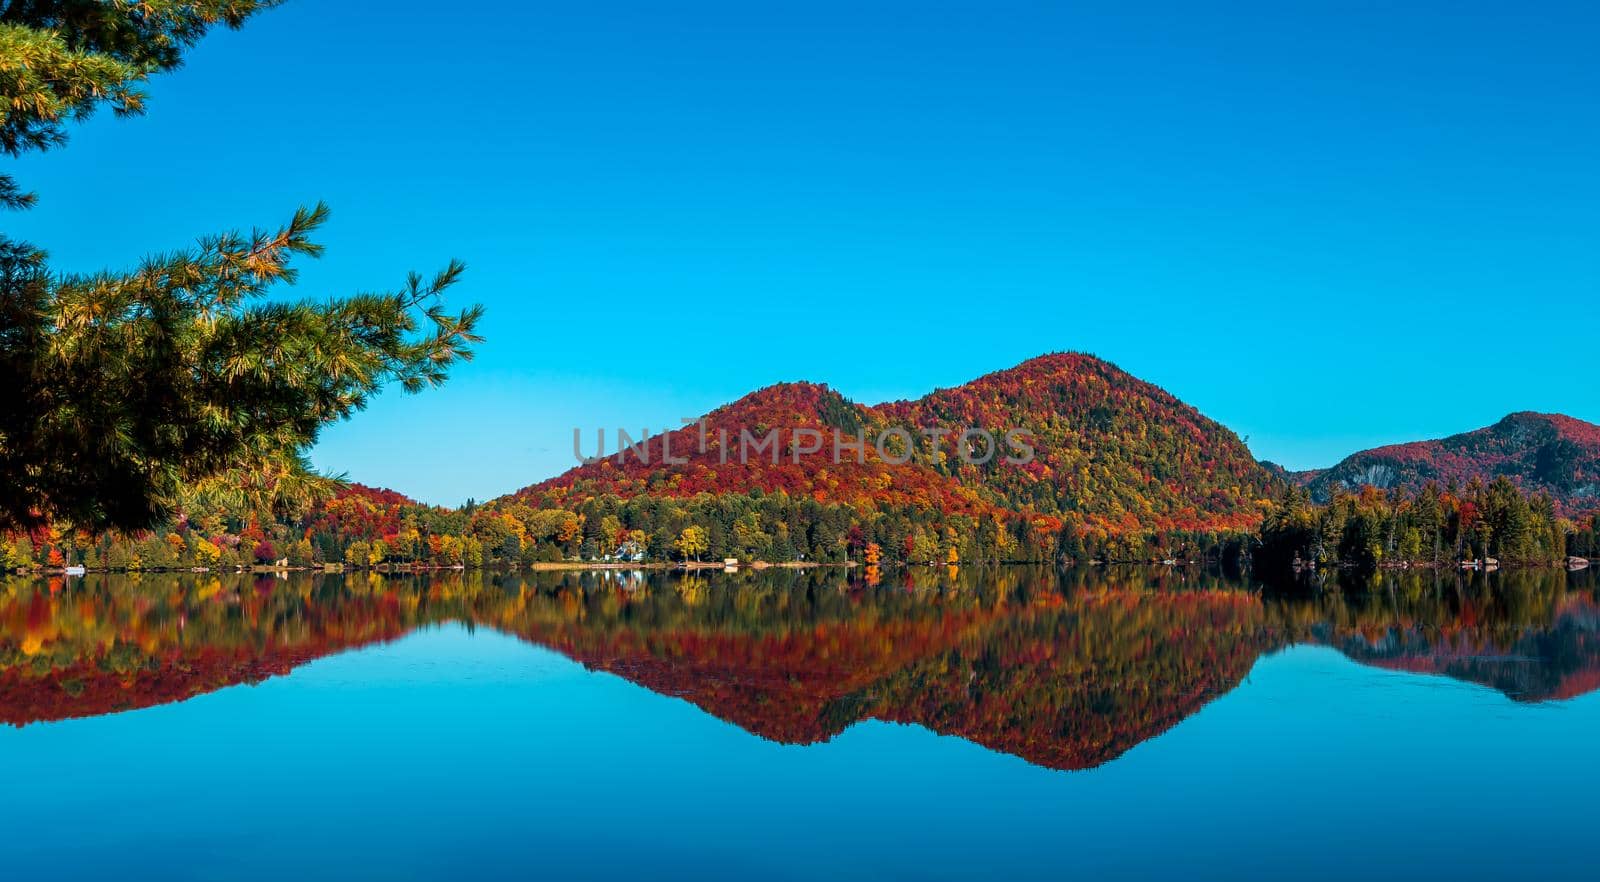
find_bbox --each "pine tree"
[0,2,482,532]
[1,2,281,208]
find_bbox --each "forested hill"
[881,353,1277,534]
[16,359,1600,572]
[518,381,1000,518]
[1,350,1290,571]
[1298,412,1600,514]
[517,353,1281,537]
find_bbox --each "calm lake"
[4,566,1598,880]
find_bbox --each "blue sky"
[11,1,1598,504]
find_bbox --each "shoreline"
[10,559,857,577]
[10,556,1588,578]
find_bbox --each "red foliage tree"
[252,540,277,563]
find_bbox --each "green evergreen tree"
[0,1,482,532]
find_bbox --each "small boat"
[63,565,86,576]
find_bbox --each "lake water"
[4,566,1598,880]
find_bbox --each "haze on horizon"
[10,0,1596,506]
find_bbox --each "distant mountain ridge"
[349,361,1599,540]
[515,353,1279,536]
[1296,412,1600,514]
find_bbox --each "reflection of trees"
[1263,569,1600,701]
[3,567,1598,770]
[0,573,422,724]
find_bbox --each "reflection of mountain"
[1327,614,1600,702]
[853,592,1265,769]
[1265,574,1600,702]
[2,569,1598,770]
[497,587,1266,770]
[0,581,417,725]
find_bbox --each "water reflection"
[3,567,1596,770]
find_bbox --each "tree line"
[4,478,1268,573]
[1256,477,1591,574]
[11,472,1599,575]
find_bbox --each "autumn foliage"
[1300,412,1600,516]
[4,567,1597,770]
[517,353,1280,557]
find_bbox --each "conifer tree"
[1,1,280,208]
[1,2,484,531]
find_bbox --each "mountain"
[884,353,1277,533]
[517,353,1279,537]
[525,380,998,517]
[1299,412,1600,513]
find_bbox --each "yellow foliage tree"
[673,526,709,562]
[195,539,221,566]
